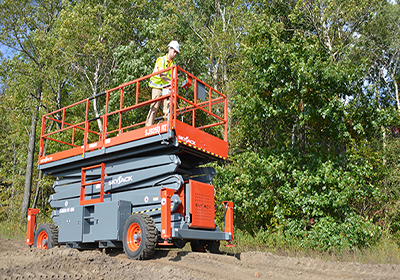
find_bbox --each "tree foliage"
[1,0,400,251]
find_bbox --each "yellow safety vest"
[149,55,175,89]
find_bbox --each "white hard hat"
[168,40,180,53]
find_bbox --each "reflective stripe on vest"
[149,56,175,89]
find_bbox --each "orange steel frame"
[160,188,175,241]
[26,208,40,246]
[80,163,105,205]
[38,66,228,165]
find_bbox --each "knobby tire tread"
[34,223,59,249]
[123,214,157,260]
[140,214,157,259]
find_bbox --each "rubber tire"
[207,240,221,253]
[34,223,59,250]
[123,214,157,260]
[190,240,207,252]
[173,239,187,249]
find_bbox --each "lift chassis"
[26,66,234,259]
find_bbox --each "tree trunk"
[20,83,42,219]
[394,78,399,111]
[377,77,387,165]
[32,170,43,209]
[20,108,39,218]
[32,118,55,209]
[10,135,16,211]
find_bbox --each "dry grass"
[0,220,25,240]
[219,231,400,265]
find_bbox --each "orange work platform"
[38,66,228,167]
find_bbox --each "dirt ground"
[1,238,400,280]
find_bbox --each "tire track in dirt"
[1,238,400,280]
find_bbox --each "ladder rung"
[80,163,105,205]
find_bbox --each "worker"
[145,40,180,127]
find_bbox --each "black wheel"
[34,223,59,250]
[190,240,207,252]
[207,240,221,253]
[173,239,187,249]
[123,214,157,260]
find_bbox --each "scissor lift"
[26,66,234,259]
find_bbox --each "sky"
[0,45,14,60]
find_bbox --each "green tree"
[216,0,385,250]
[0,0,63,218]
[362,2,400,111]
[53,0,144,132]
[169,0,248,91]
[0,58,42,220]
[358,1,400,240]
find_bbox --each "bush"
[213,150,382,251]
